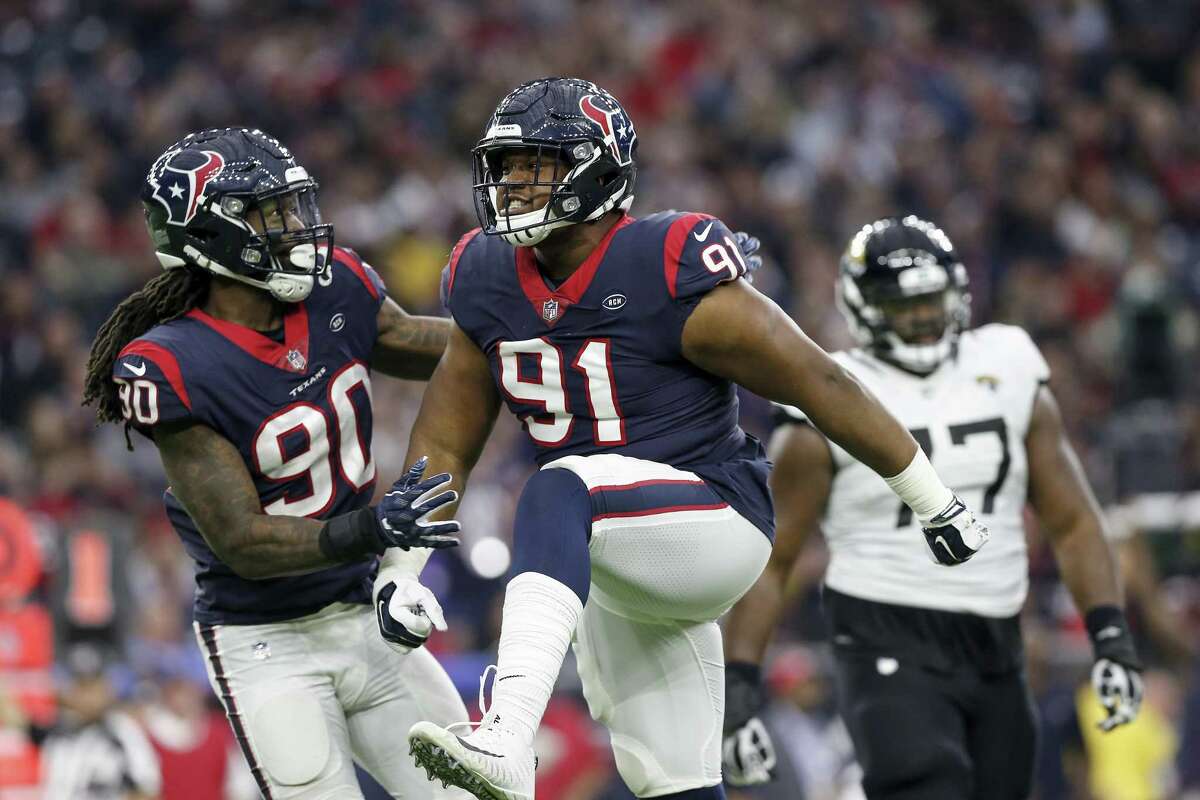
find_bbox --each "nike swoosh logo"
[124,361,147,376]
[693,222,714,241]
[456,736,504,758]
[1095,625,1122,641]
[934,535,955,558]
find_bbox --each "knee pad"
[248,690,332,786]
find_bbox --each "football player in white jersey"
[721,216,1144,800]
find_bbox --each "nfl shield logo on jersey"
[542,299,561,323]
[286,349,307,372]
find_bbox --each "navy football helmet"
[141,127,333,302]
[473,77,637,246]
[837,215,971,373]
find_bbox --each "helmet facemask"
[837,256,971,375]
[154,165,334,303]
[235,171,334,301]
[473,137,632,247]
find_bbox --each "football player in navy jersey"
[402,77,987,800]
[83,128,471,799]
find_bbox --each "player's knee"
[510,468,592,604]
[247,690,333,786]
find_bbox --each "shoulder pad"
[331,246,387,307]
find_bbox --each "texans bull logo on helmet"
[147,148,227,226]
[579,94,636,166]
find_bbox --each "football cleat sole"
[408,727,531,800]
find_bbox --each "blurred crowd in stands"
[1,0,1199,797]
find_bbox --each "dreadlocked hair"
[83,267,210,444]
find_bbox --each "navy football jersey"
[443,212,774,537]
[112,247,386,624]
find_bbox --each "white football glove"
[723,717,777,786]
[722,661,776,786]
[372,569,447,655]
[920,495,989,565]
[1092,657,1144,731]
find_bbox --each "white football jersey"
[776,324,1050,617]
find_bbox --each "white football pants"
[546,454,772,797]
[195,602,470,799]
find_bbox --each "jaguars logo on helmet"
[836,215,970,374]
[141,127,333,303]
[472,77,638,247]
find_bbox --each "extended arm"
[683,280,986,565]
[403,321,502,513]
[682,280,915,477]
[155,422,332,579]
[157,421,451,581]
[725,422,833,664]
[372,296,452,380]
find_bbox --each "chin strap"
[181,244,315,302]
[879,331,955,374]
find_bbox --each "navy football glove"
[1087,606,1144,731]
[722,661,776,786]
[921,495,989,565]
[375,457,461,551]
[733,231,763,283]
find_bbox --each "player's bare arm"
[403,321,501,511]
[1026,385,1121,610]
[1027,382,1143,729]
[725,422,833,664]
[682,279,918,477]
[154,420,334,579]
[372,296,451,379]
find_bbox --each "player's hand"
[722,661,776,786]
[920,495,989,565]
[374,572,447,655]
[733,231,763,283]
[374,457,461,551]
[1092,659,1144,731]
[1087,606,1144,731]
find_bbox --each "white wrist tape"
[373,547,433,601]
[883,447,955,524]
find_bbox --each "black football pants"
[825,589,1038,800]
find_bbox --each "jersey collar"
[515,214,634,327]
[186,303,311,373]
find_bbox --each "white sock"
[486,571,584,745]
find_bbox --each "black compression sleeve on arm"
[318,507,384,562]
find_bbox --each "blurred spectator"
[39,644,160,800]
[135,645,257,800]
